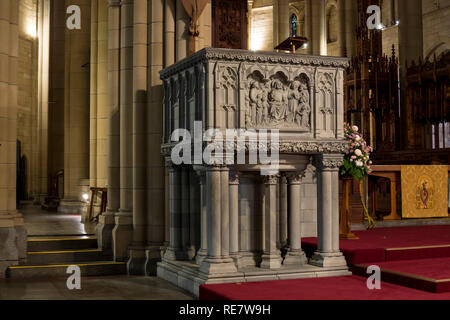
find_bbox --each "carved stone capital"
[263,174,280,185]
[314,154,344,171]
[229,170,240,185]
[286,171,306,184]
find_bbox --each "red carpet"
[200,225,450,300]
[199,275,450,300]
[353,257,450,293]
[302,225,450,264]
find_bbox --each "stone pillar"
[181,167,190,257]
[220,166,234,267]
[112,0,133,262]
[278,0,290,41]
[305,0,313,54]
[0,0,27,276]
[59,0,91,214]
[310,154,347,268]
[96,0,120,252]
[337,0,345,57]
[200,166,236,274]
[175,0,188,61]
[261,175,282,269]
[229,170,240,266]
[145,0,165,276]
[272,0,279,48]
[195,168,207,264]
[128,0,148,275]
[163,162,184,260]
[188,170,198,260]
[164,0,175,68]
[36,0,50,204]
[398,0,423,148]
[311,0,325,55]
[284,172,307,266]
[279,175,288,248]
[344,0,356,57]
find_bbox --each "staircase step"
[6,261,127,279]
[27,236,98,252]
[26,249,109,264]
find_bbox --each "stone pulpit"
[157,48,351,297]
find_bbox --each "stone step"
[6,261,127,279]
[26,249,109,265]
[27,236,98,252]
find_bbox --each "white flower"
[352,126,359,132]
[355,135,362,142]
[354,149,362,156]
[355,160,363,167]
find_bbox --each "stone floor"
[0,275,194,300]
[4,203,195,300]
[21,203,96,236]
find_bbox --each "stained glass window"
[290,14,298,37]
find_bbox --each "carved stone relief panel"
[244,66,312,132]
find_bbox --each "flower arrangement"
[340,123,375,229]
[340,123,373,181]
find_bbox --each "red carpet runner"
[200,225,450,299]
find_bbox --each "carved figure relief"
[245,70,311,131]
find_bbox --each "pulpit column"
[261,175,282,269]
[163,162,183,260]
[284,172,307,266]
[310,155,347,268]
[229,170,240,266]
[279,175,288,248]
[195,168,207,265]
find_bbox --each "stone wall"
[422,0,450,58]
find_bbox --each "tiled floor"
[3,204,195,300]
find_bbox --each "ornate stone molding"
[161,140,348,158]
[160,48,350,80]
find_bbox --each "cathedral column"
[337,0,345,57]
[199,166,222,273]
[229,170,240,266]
[261,175,282,269]
[176,0,189,61]
[163,162,183,260]
[278,0,290,41]
[128,0,148,275]
[279,175,288,248]
[284,172,307,266]
[310,154,347,268]
[145,0,165,276]
[344,0,357,57]
[311,0,326,55]
[59,0,91,214]
[164,0,175,67]
[0,0,26,276]
[398,0,423,149]
[181,166,190,257]
[36,0,50,204]
[220,166,234,269]
[96,0,120,251]
[195,168,207,264]
[112,0,133,262]
[200,166,237,274]
[304,0,312,54]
